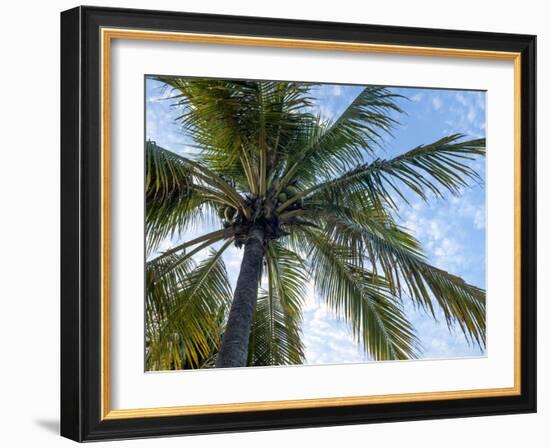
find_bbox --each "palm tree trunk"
[216,226,265,367]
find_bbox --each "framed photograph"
[60,6,536,441]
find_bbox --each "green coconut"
[286,185,299,196]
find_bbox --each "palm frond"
[304,204,486,346]
[266,241,309,315]
[300,228,419,360]
[149,228,233,274]
[146,244,233,370]
[276,86,402,193]
[247,292,305,366]
[417,263,486,346]
[154,77,315,194]
[146,141,241,251]
[247,242,308,366]
[278,135,485,212]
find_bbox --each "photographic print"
[144,77,487,371]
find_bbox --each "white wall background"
[0,0,546,446]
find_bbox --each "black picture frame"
[61,5,536,442]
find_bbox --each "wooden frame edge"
[102,387,520,420]
[99,27,523,421]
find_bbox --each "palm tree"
[145,78,486,370]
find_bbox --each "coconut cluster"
[276,184,304,208]
[218,183,305,248]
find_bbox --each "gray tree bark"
[216,226,265,368]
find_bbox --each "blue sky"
[146,77,487,364]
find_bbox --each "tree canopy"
[145,79,486,371]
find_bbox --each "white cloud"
[449,195,486,231]
[319,104,336,121]
[467,106,477,124]
[474,208,486,230]
[331,85,343,97]
[432,95,443,111]
[401,196,481,274]
[444,91,486,138]
[455,92,468,106]
[301,291,369,365]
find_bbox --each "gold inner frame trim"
[100,27,522,420]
